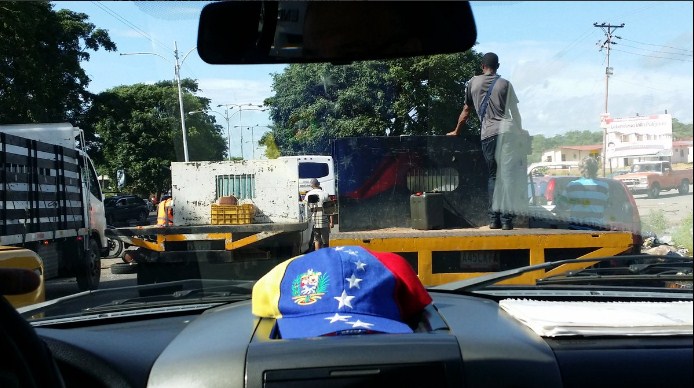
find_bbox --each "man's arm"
[446,104,471,136]
[509,102,522,130]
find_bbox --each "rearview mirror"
[197,1,477,64]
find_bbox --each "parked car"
[539,176,641,233]
[0,246,45,309]
[614,161,693,198]
[104,195,150,225]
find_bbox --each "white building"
[603,114,673,168]
[672,140,693,164]
[541,144,602,164]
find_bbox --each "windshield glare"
[1,1,692,321]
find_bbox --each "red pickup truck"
[614,161,693,198]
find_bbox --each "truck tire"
[106,236,124,259]
[138,210,149,223]
[76,239,101,291]
[648,183,660,199]
[111,262,138,274]
[678,180,690,195]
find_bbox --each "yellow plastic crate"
[210,203,255,225]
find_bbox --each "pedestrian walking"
[304,178,334,250]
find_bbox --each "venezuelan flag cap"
[252,246,432,339]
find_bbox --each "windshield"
[1,1,692,322]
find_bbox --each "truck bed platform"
[105,222,309,254]
[107,222,307,236]
[330,226,638,286]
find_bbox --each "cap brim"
[276,313,413,339]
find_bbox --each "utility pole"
[121,41,197,162]
[173,41,190,162]
[594,22,624,176]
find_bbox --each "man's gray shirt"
[465,73,519,140]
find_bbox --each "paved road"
[634,184,693,228]
[43,257,136,300]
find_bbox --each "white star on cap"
[345,273,363,289]
[354,259,367,271]
[325,313,351,323]
[347,320,374,329]
[344,248,360,256]
[334,290,355,309]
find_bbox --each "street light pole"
[188,109,232,160]
[219,104,264,159]
[234,124,270,159]
[121,41,197,162]
[174,41,190,162]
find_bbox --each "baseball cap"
[481,52,499,69]
[252,246,432,339]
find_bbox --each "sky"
[56,1,694,158]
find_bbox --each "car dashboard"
[34,292,693,388]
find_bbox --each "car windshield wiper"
[536,259,692,287]
[83,279,255,314]
[430,255,693,293]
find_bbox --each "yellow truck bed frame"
[330,227,637,286]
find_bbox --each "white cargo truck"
[106,158,316,286]
[0,123,107,290]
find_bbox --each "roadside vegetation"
[642,209,693,253]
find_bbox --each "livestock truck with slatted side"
[1,123,107,290]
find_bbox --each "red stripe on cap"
[366,249,432,319]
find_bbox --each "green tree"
[259,132,281,159]
[84,80,226,196]
[263,51,482,155]
[0,1,116,123]
[672,118,693,140]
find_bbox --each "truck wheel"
[647,183,660,199]
[76,239,101,291]
[678,180,690,195]
[111,262,138,274]
[106,236,124,259]
[138,210,149,223]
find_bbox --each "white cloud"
[477,39,693,137]
[197,78,273,107]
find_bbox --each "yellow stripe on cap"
[252,254,304,318]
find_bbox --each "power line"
[614,43,693,59]
[619,37,693,54]
[91,2,202,87]
[611,47,693,63]
[90,2,173,53]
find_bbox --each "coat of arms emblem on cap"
[292,269,329,305]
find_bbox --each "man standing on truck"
[305,178,333,250]
[446,52,524,230]
[556,156,609,230]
